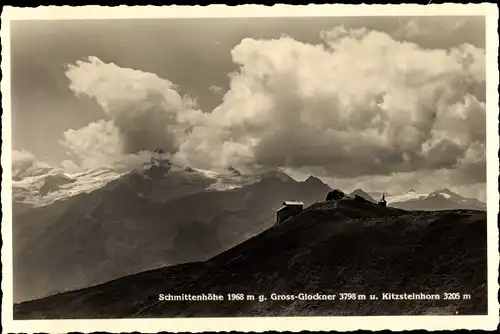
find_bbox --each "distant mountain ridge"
[386,188,486,211]
[13,155,485,212]
[12,156,302,208]
[13,165,331,302]
[12,158,485,303]
[349,189,377,203]
[349,187,485,211]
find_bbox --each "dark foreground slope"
[14,198,487,319]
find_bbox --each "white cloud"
[60,159,81,173]
[59,120,123,170]
[12,149,37,177]
[12,149,36,168]
[59,119,174,172]
[208,85,226,95]
[177,27,485,181]
[396,17,468,39]
[58,27,485,194]
[65,56,205,156]
[12,149,58,179]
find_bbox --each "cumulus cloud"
[12,149,36,168]
[65,57,205,156]
[208,85,226,95]
[11,149,56,179]
[60,159,81,173]
[396,17,467,39]
[178,27,485,180]
[12,149,37,177]
[58,27,486,193]
[59,120,123,170]
[62,57,207,170]
[59,119,174,172]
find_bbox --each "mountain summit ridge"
[349,189,377,203]
[387,188,485,211]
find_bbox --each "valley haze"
[1,4,499,333]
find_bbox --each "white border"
[1,4,499,332]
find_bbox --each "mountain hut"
[276,201,304,225]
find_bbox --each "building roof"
[277,206,287,212]
[282,200,304,206]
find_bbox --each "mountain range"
[13,196,487,318]
[12,156,486,302]
[12,160,331,302]
[383,189,486,211]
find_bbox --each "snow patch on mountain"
[437,192,451,199]
[12,156,302,207]
[386,190,429,204]
[197,167,294,191]
[384,188,486,211]
[13,167,124,207]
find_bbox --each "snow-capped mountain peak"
[13,166,124,207]
[386,190,429,203]
[387,188,486,211]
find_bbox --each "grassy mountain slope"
[14,197,487,318]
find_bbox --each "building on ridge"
[378,193,387,207]
[276,201,304,225]
[326,189,346,201]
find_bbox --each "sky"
[9,16,487,200]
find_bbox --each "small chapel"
[378,194,387,207]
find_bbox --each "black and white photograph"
[1,4,499,332]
